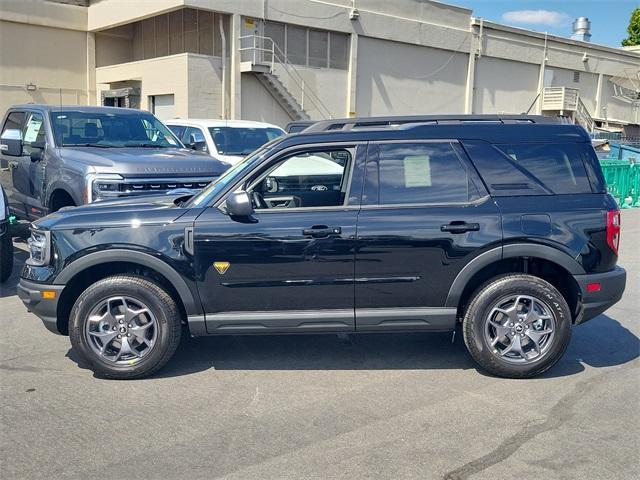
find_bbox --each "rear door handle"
[441,222,480,233]
[302,225,342,238]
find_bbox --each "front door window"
[246,148,353,209]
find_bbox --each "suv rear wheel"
[463,274,571,378]
[69,275,182,379]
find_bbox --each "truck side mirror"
[189,132,207,152]
[0,129,23,156]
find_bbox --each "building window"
[126,8,228,62]
[308,30,328,67]
[264,20,349,70]
[286,24,308,65]
[329,31,349,69]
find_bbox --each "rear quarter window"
[494,143,592,194]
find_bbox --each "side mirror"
[30,141,45,162]
[189,133,207,152]
[225,191,254,217]
[0,129,23,156]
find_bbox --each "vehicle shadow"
[66,313,639,379]
[541,314,640,378]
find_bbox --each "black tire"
[69,275,182,379]
[463,274,572,378]
[0,229,13,283]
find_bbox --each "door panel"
[194,208,358,333]
[14,112,47,218]
[355,201,502,309]
[193,142,367,334]
[0,111,25,216]
[354,141,502,330]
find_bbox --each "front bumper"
[573,266,626,324]
[17,279,65,334]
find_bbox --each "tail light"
[606,210,621,255]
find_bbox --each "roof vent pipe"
[571,17,591,42]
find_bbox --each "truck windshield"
[50,111,181,148]
[209,127,284,156]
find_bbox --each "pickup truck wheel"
[462,274,571,378]
[0,228,13,283]
[69,275,182,379]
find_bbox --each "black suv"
[18,115,626,379]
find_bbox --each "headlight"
[27,229,51,266]
[86,173,123,202]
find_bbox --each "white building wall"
[272,65,349,120]
[355,37,468,116]
[545,67,599,113]
[474,57,539,114]
[241,75,291,127]
[187,54,224,119]
[96,54,189,116]
[601,76,639,124]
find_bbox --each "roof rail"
[302,114,559,133]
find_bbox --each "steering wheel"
[251,191,268,209]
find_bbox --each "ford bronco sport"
[0,105,230,220]
[17,115,626,379]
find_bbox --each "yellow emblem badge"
[213,261,230,275]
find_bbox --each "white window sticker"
[403,155,431,188]
[24,118,43,143]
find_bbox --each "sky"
[442,0,639,47]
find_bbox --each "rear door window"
[369,142,481,205]
[494,143,591,194]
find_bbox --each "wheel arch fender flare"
[47,183,80,209]
[53,249,200,315]
[445,244,586,307]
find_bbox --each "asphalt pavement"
[0,212,638,480]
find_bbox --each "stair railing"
[239,35,333,119]
[576,96,595,132]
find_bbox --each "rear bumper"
[573,266,626,324]
[17,279,65,335]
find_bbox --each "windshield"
[209,126,284,156]
[51,110,182,148]
[185,140,280,208]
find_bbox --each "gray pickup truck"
[0,105,230,220]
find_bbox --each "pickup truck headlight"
[86,173,124,202]
[27,229,51,266]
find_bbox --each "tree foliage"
[622,8,640,46]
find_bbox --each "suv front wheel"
[463,274,572,378]
[69,275,182,379]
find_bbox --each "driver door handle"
[302,225,342,238]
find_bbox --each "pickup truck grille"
[92,176,216,201]
[117,180,211,193]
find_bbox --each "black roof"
[303,115,558,133]
[277,116,590,149]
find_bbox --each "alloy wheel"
[84,296,158,364]
[483,294,556,364]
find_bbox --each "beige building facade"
[1,0,639,133]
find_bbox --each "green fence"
[600,159,640,208]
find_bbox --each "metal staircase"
[254,71,310,121]
[239,35,332,121]
[541,87,594,132]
